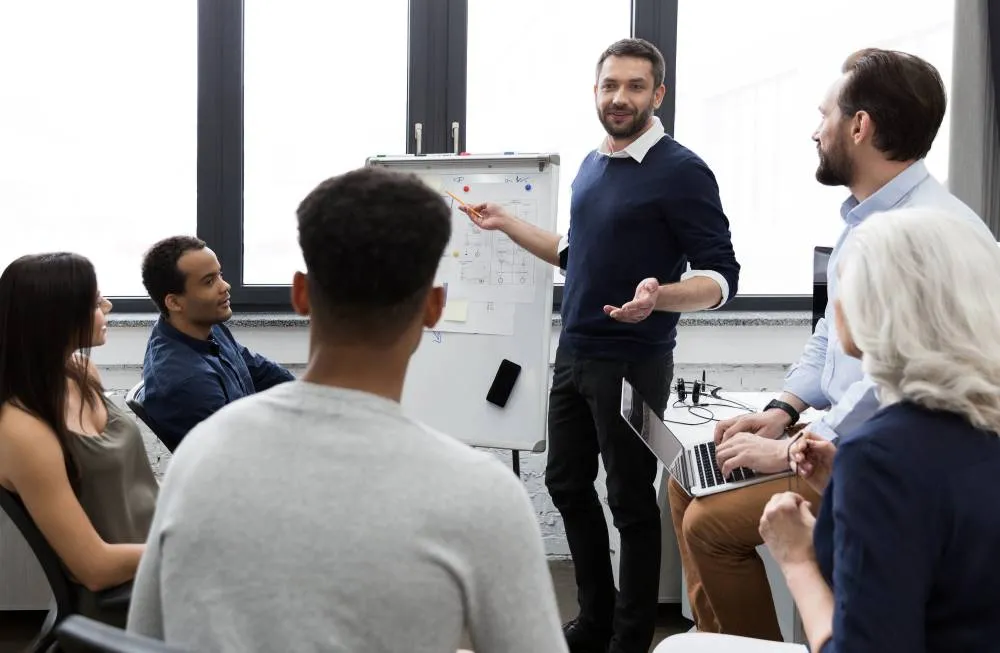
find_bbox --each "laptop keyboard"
[695,442,757,488]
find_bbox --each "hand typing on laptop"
[714,409,789,444]
[715,432,791,478]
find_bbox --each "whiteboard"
[366,154,559,452]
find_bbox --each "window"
[0,1,197,297]
[242,0,410,286]
[465,0,633,243]
[675,0,956,295]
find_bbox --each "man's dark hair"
[296,167,452,342]
[838,48,947,161]
[142,235,207,316]
[596,38,666,88]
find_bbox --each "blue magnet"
[525,183,532,191]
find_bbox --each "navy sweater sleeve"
[821,435,934,653]
[666,157,740,303]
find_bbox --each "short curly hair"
[296,167,451,342]
[141,235,206,316]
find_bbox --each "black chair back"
[0,487,75,652]
[813,246,833,333]
[57,616,186,653]
[125,381,174,452]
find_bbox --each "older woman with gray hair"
[657,207,1000,652]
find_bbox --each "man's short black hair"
[838,48,947,161]
[596,38,666,88]
[296,167,452,342]
[142,235,206,316]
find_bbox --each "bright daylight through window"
[0,1,196,297]
[242,0,409,286]
[675,0,956,295]
[466,0,633,279]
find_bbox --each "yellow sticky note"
[442,300,469,323]
[418,174,443,193]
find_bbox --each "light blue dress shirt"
[782,160,989,440]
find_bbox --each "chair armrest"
[94,581,132,610]
[57,615,185,652]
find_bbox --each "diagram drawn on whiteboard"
[449,200,537,285]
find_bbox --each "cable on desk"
[663,395,756,427]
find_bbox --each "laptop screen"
[619,380,685,468]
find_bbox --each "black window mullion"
[632,0,678,135]
[408,0,467,154]
[198,0,244,299]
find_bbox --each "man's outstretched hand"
[604,278,659,323]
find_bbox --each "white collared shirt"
[596,115,667,163]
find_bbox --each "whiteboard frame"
[366,153,559,452]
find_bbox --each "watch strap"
[765,399,800,426]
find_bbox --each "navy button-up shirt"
[141,317,294,449]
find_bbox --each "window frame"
[107,0,808,313]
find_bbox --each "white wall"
[97,314,811,557]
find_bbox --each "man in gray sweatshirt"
[126,167,568,653]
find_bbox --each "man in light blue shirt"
[778,158,985,441]
[668,48,991,640]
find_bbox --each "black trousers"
[546,345,673,652]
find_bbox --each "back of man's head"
[838,48,946,162]
[295,167,452,345]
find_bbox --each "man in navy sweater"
[140,236,294,450]
[460,38,739,653]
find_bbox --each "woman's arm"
[782,561,834,651]
[0,408,143,591]
[761,493,834,650]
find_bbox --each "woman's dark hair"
[0,253,104,488]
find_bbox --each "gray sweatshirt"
[126,381,567,653]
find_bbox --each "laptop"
[619,379,791,497]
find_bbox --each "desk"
[601,391,811,644]
[663,391,773,446]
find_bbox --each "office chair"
[812,246,833,333]
[0,488,131,653]
[56,616,186,653]
[125,381,174,452]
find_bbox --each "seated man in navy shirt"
[140,236,294,449]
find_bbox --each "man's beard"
[599,101,654,140]
[815,139,854,187]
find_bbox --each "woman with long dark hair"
[0,253,158,624]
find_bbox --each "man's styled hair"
[596,38,666,87]
[296,167,452,342]
[838,48,947,161]
[838,208,1000,435]
[141,236,207,316]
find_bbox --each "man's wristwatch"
[764,399,800,426]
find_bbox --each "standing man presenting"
[460,38,739,653]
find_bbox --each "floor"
[0,560,691,652]
[460,558,692,650]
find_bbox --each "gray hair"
[838,207,1000,434]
